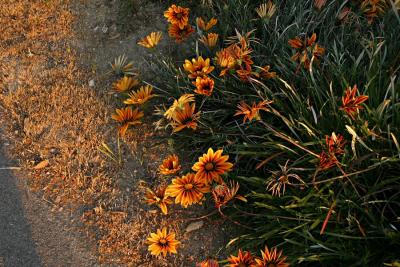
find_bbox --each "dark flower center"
[205,162,215,171]
[159,238,167,245]
[184,183,193,190]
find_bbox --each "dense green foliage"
[150,0,400,265]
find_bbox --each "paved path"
[0,142,98,267]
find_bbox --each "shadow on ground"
[0,148,42,267]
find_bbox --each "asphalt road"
[0,142,97,267]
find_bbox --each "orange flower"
[255,65,277,79]
[216,39,253,79]
[340,85,369,120]
[196,17,218,31]
[183,56,215,79]
[124,85,154,105]
[197,259,220,267]
[171,102,200,133]
[212,181,247,209]
[192,148,233,185]
[164,94,195,120]
[193,76,214,96]
[360,0,388,24]
[166,173,210,208]
[318,132,346,170]
[227,249,255,267]
[254,246,289,267]
[168,23,194,43]
[326,132,346,156]
[288,33,325,69]
[147,227,180,257]
[196,259,219,267]
[159,154,181,175]
[164,4,190,29]
[145,186,173,215]
[234,100,272,123]
[200,33,219,48]
[111,107,144,136]
[137,31,162,48]
[112,76,139,93]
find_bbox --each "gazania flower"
[137,32,162,49]
[193,76,215,96]
[147,227,180,257]
[227,249,255,267]
[196,17,218,31]
[124,85,154,105]
[159,154,181,175]
[360,0,388,24]
[192,148,233,185]
[199,33,219,48]
[340,85,369,120]
[183,56,215,79]
[234,100,272,123]
[171,102,200,133]
[164,4,190,29]
[255,1,277,21]
[326,132,346,156]
[288,33,325,69]
[254,246,289,267]
[164,94,196,120]
[145,186,173,215]
[197,259,220,267]
[166,173,210,208]
[212,181,247,209]
[318,132,346,171]
[112,76,139,93]
[266,161,304,197]
[111,107,144,136]
[216,39,253,79]
[168,23,194,43]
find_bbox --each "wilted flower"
[159,154,181,175]
[168,23,195,43]
[212,181,247,209]
[183,56,215,79]
[147,228,180,257]
[137,32,162,49]
[164,4,190,29]
[360,0,388,24]
[124,85,154,105]
[110,55,136,76]
[192,148,234,185]
[112,76,139,93]
[145,186,173,215]
[318,132,346,171]
[166,173,210,208]
[288,33,325,69]
[340,85,369,120]
[255,1,277,21]
[254,65,277,80]
[254,245,289,267]
[196,17,218,31]
[111,107,144,136]
[266,161,304,197]
[234,100,272,123]
[227,249,256,267]
[193,76,215,96]
[199,33,219,48]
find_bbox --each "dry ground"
[0,0,230,266]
